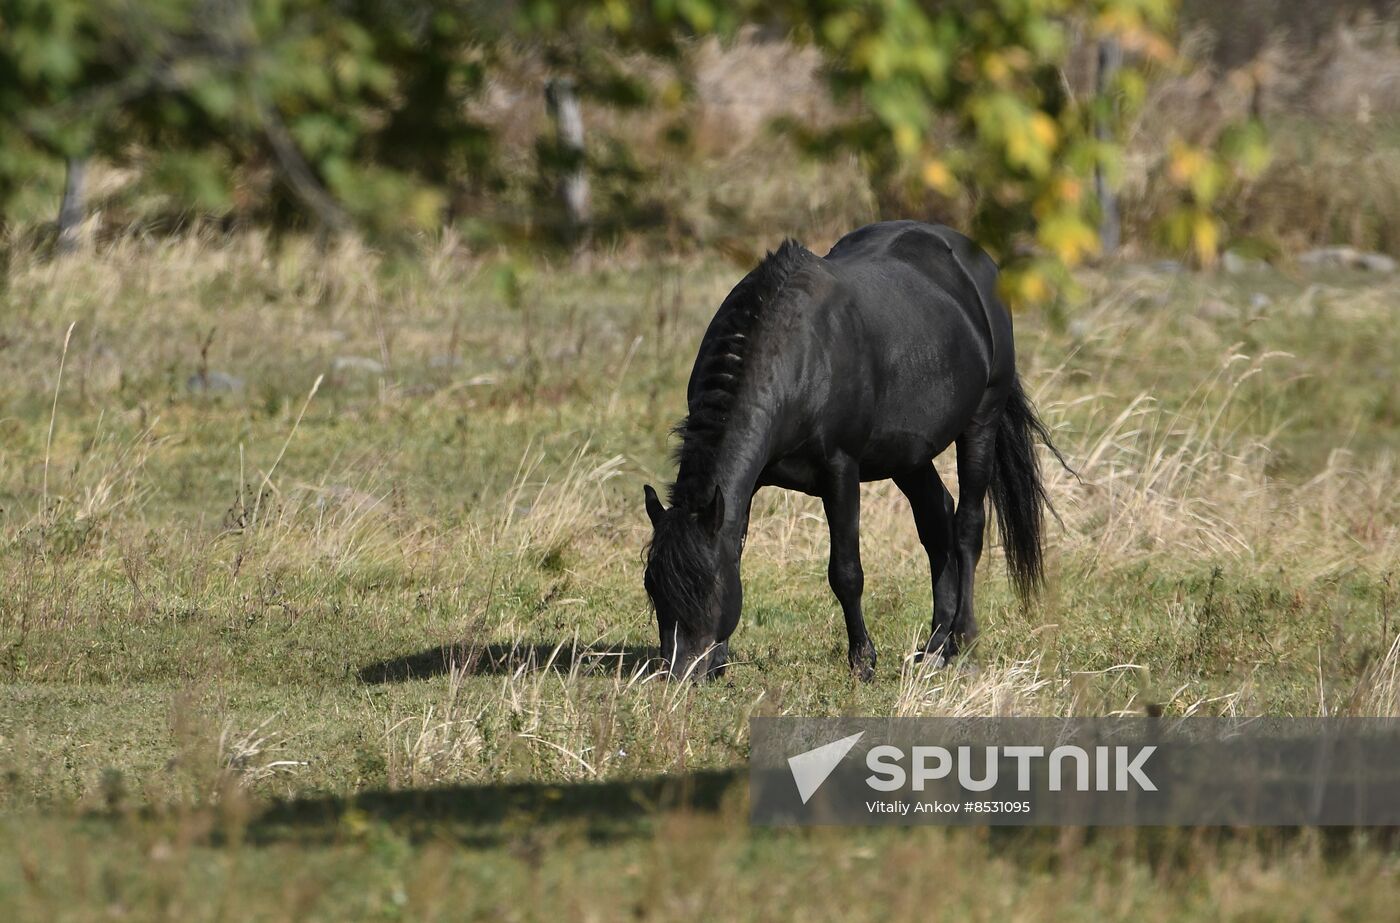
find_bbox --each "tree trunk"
[1095,40,1123,258]
[0,216,11,293]
[57,156,88,255]
[545,78,591,239]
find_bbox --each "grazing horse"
[643,221,1064,680]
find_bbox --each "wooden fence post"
[57,156,89,255]
[1095,39,1123,258]
[545,77,591,238]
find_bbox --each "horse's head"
[643,483,740,680]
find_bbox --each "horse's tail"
[989,375,1070,601]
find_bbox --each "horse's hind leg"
[894,463,960,662]
[822,455,876,680]
[947,417,1000,657]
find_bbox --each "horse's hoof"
[910,649,951,670]
[848,642,877,682]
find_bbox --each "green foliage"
[0,0,115,209]
[1154,118,1272,266]
[0,0,1265,298]
[761,0,1173,304]
[482,0,1266,303]
[0,0,501,234]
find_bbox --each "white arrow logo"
[787,732,865,804]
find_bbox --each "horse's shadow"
[357,640,659,684]
[246,768,741,847]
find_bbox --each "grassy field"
[1,233,1399,920]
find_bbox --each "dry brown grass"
[2,231,1399,920]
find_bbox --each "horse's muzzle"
[665,639,728,681]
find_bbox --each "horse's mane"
[668,239,813,508]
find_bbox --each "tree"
[0,1,502,241]
[768,0,1179,304]
[0,0,119,262]
[1,0,1266,303]
[523,0,1264,304]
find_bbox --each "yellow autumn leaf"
[1192,211,1221,267]
[1055,175,1083,205]
[893,123,920,157]
[1168,142,1208,187]
[1001,267,1052,310]
[1040,215,1099,267]
[983,52,1010,85]
[1004,111,1053,177]
[1030,112,1058,149]
[1022,271,1050,303]
[921,159,958,195]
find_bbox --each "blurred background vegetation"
[5,1,1400,302]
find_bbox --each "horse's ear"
[699,486,725,536]
[644,484,665,527]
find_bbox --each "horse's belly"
[855,428,956,480]
[855,369,984,476]
[759,456,824,495]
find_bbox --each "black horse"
[644,221,1064,680]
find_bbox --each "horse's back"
[693,222,1021,489]
[727,222,1007,478]
[823,221,1014,391]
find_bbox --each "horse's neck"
[675,407,771,541]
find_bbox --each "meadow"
[1,233,1398,920]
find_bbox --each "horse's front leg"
[822,456,876,680]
